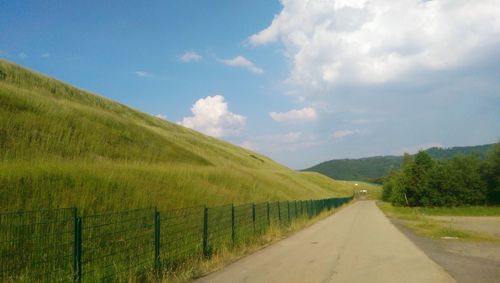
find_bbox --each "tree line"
[382,143,500,206]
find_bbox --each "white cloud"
[250,0,500,89]
[180,51,202,62]
[41,53,50,58]
[330,129,368,139]
[221,56,264,74]
[351,119,371,125]
[18,52,27,59]
[243,132,321,152]
[331,130,355,139]
[134,71,156,78]
[269,107,318,122]
[179,95,246,138]
[155,114,167,120]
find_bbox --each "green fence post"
[231,204,235,245]
[278,202,281,223]
[309,200,313,218]
[74,215,82,283]
[294,201,297,220]
[287,201,291,223]
[154,210,161,272]
[267,202,270,227]
[252,203,256,233]
[203,207,209,258]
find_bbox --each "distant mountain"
[303,144,497,182]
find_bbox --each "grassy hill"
[0,59,369,213]
[304,144,496,182]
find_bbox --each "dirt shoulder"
[388,217,500,283]
[428,216,500,238]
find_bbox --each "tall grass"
[0,59,377,212]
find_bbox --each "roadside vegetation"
[0,59,366,213]
[381,144,500,207]
[378,202,500,242]
[304,144,494,183]
[378,144,499,243]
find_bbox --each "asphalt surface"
[390,217,500,283]
[196,200,455,283]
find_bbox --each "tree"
[405,151,434,206]
[386,154,414,206]
[483,143,500,204]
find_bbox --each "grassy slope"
[0,59,368,213]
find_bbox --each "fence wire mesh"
[279,201,289,225]
[234,204,253,245]
[0,196,352,282]
[0,208,75,282]
[207,205,232,254]
[80,208,155,282]
[160,206,203,269]
[254,203,269,234]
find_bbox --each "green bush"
[382,146,499,207]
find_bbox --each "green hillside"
[0,59,367,213]
[304,144,496,182]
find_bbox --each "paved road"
[196,200,455,283]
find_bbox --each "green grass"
[0,59,375,213]
[0,59,368,283]
[377,203,500,217]
[378,202,500,242]
[411,206,500,216]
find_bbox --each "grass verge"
[377,202,500,243]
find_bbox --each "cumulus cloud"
[155,114,167,120]
[351,119,371,125]
[41,53,50,58]
[331,130,355,139]
[250,0,500,89]
[179,95,246,138]
[180,51,202,62]
[221,56,264,74]
[331,129,368,139]
[269,107,318,122]
[134,71,156,78]
[18,52,27,59]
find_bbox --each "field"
[0,59,374,213]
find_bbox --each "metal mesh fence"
[234,204,254,245]
[206,205,232,254]
[269,202,280,226]
[0,208,75,282]
[160,206,204,269]
[279,201,289,225]
[254,203,269,234]
[80,208,155,282]
[0,196,352,282]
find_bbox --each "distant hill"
[304,144,496,182]
[0,59,368,213]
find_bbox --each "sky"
[1,0,499,169]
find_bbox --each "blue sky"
[1,0,499,169]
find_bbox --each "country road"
[196,200,455,283]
